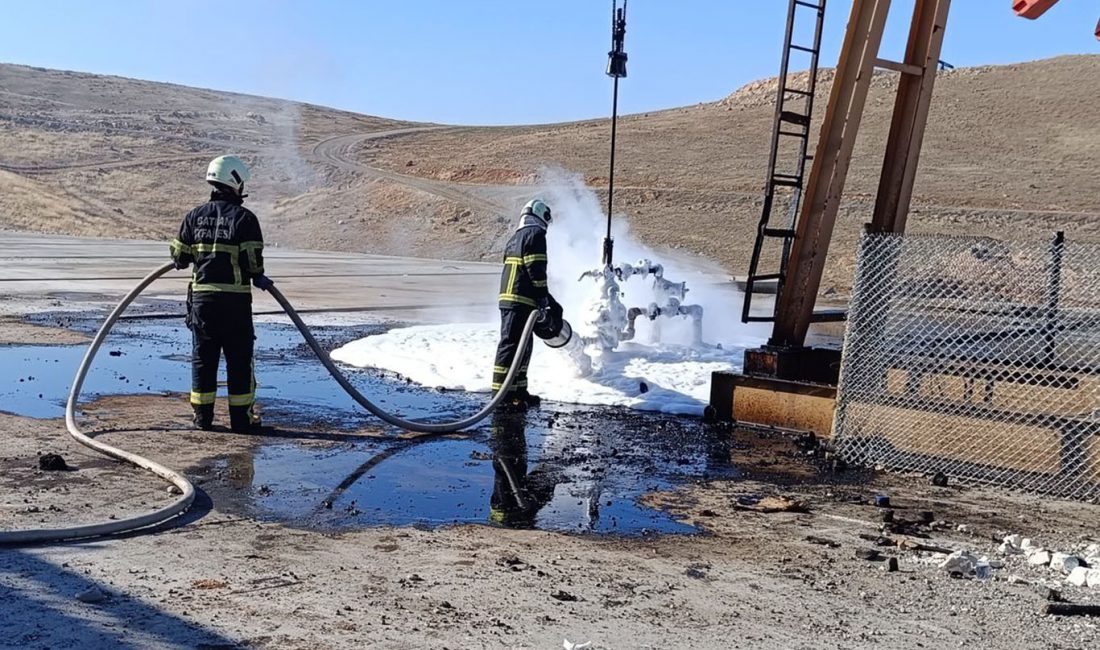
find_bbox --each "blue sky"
[1,1,1095,125]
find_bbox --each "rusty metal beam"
[870,0,951,233]
[770,0,893,348]
[709,371,838,435]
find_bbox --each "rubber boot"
[192,404,214,431]
[495,393,527,413]
[229,404,260,434]
[514,389,541,409]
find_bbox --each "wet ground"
[4,318,1098,650]
[199,407,740,535]
[1,318,747,535]
[2,316,383,421]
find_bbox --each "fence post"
[1042,231,1064,366]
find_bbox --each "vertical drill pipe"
[605,72,620,266]
[603,0,626,267]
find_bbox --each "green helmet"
[521,198,552,224]
[206,155,251,194]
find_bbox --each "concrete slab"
[0,231,499,324]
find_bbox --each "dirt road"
[310,129,529,215]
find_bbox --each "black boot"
[495,392,526,413]
[513,389,541,409]
[192,404,214,431]
[229,404,261,434]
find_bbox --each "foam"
[331,323,748,416]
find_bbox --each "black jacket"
[499,222,550,309]
[170,190,264,301]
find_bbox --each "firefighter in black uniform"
[494,198,560,408]
[170,155,273,433]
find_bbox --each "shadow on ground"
[0,549,244,649]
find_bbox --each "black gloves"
[252,274,274,291]
[538,296,562,318]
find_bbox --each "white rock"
[1083,543,1099,557]
[1007,575,1030,585]
[1050,552,1081,574]
[1026,549,1052,567]
[975,557,993,580]
[1020,538,1037,552]
[940,550,978,574]
[957,524,972,534]
[1000,535,1025,554]
[1068,566,1090,587]
[1088,569,1100,589]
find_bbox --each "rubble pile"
[933,533,1100,592]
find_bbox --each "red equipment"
[1013,0,1099,40]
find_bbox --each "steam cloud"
[530,167,771,349]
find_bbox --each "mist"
[533,167,770,350]
[235,100,319,227]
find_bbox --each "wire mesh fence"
[832,232,1100,502]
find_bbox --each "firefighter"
[170,155,272,433]
[494,198,560,409]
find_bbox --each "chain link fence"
[833,232,1100,502]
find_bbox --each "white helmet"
[521,198,552,224]
[206,155,251,194]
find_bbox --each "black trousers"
[493,307,533,396]
[188,296,256,429]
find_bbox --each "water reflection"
[488,410,562,529]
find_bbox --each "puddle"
[0,319,479,423]
[2,319,740,535]
[203,407,736,534]
[0,321,189,419]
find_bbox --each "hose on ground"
[268,284,537,434]
[0,263,534,544]
[0,263,193,545]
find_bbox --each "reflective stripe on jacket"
[171,190,264,298]
[498,224,549,309]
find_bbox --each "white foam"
[332,169,772,416]
[331,322,748,416]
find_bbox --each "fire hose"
[0,262,550,545]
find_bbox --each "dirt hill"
[2,55,1098,295]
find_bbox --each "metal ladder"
[741,0,827,323]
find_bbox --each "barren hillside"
[2,55,1098,295]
